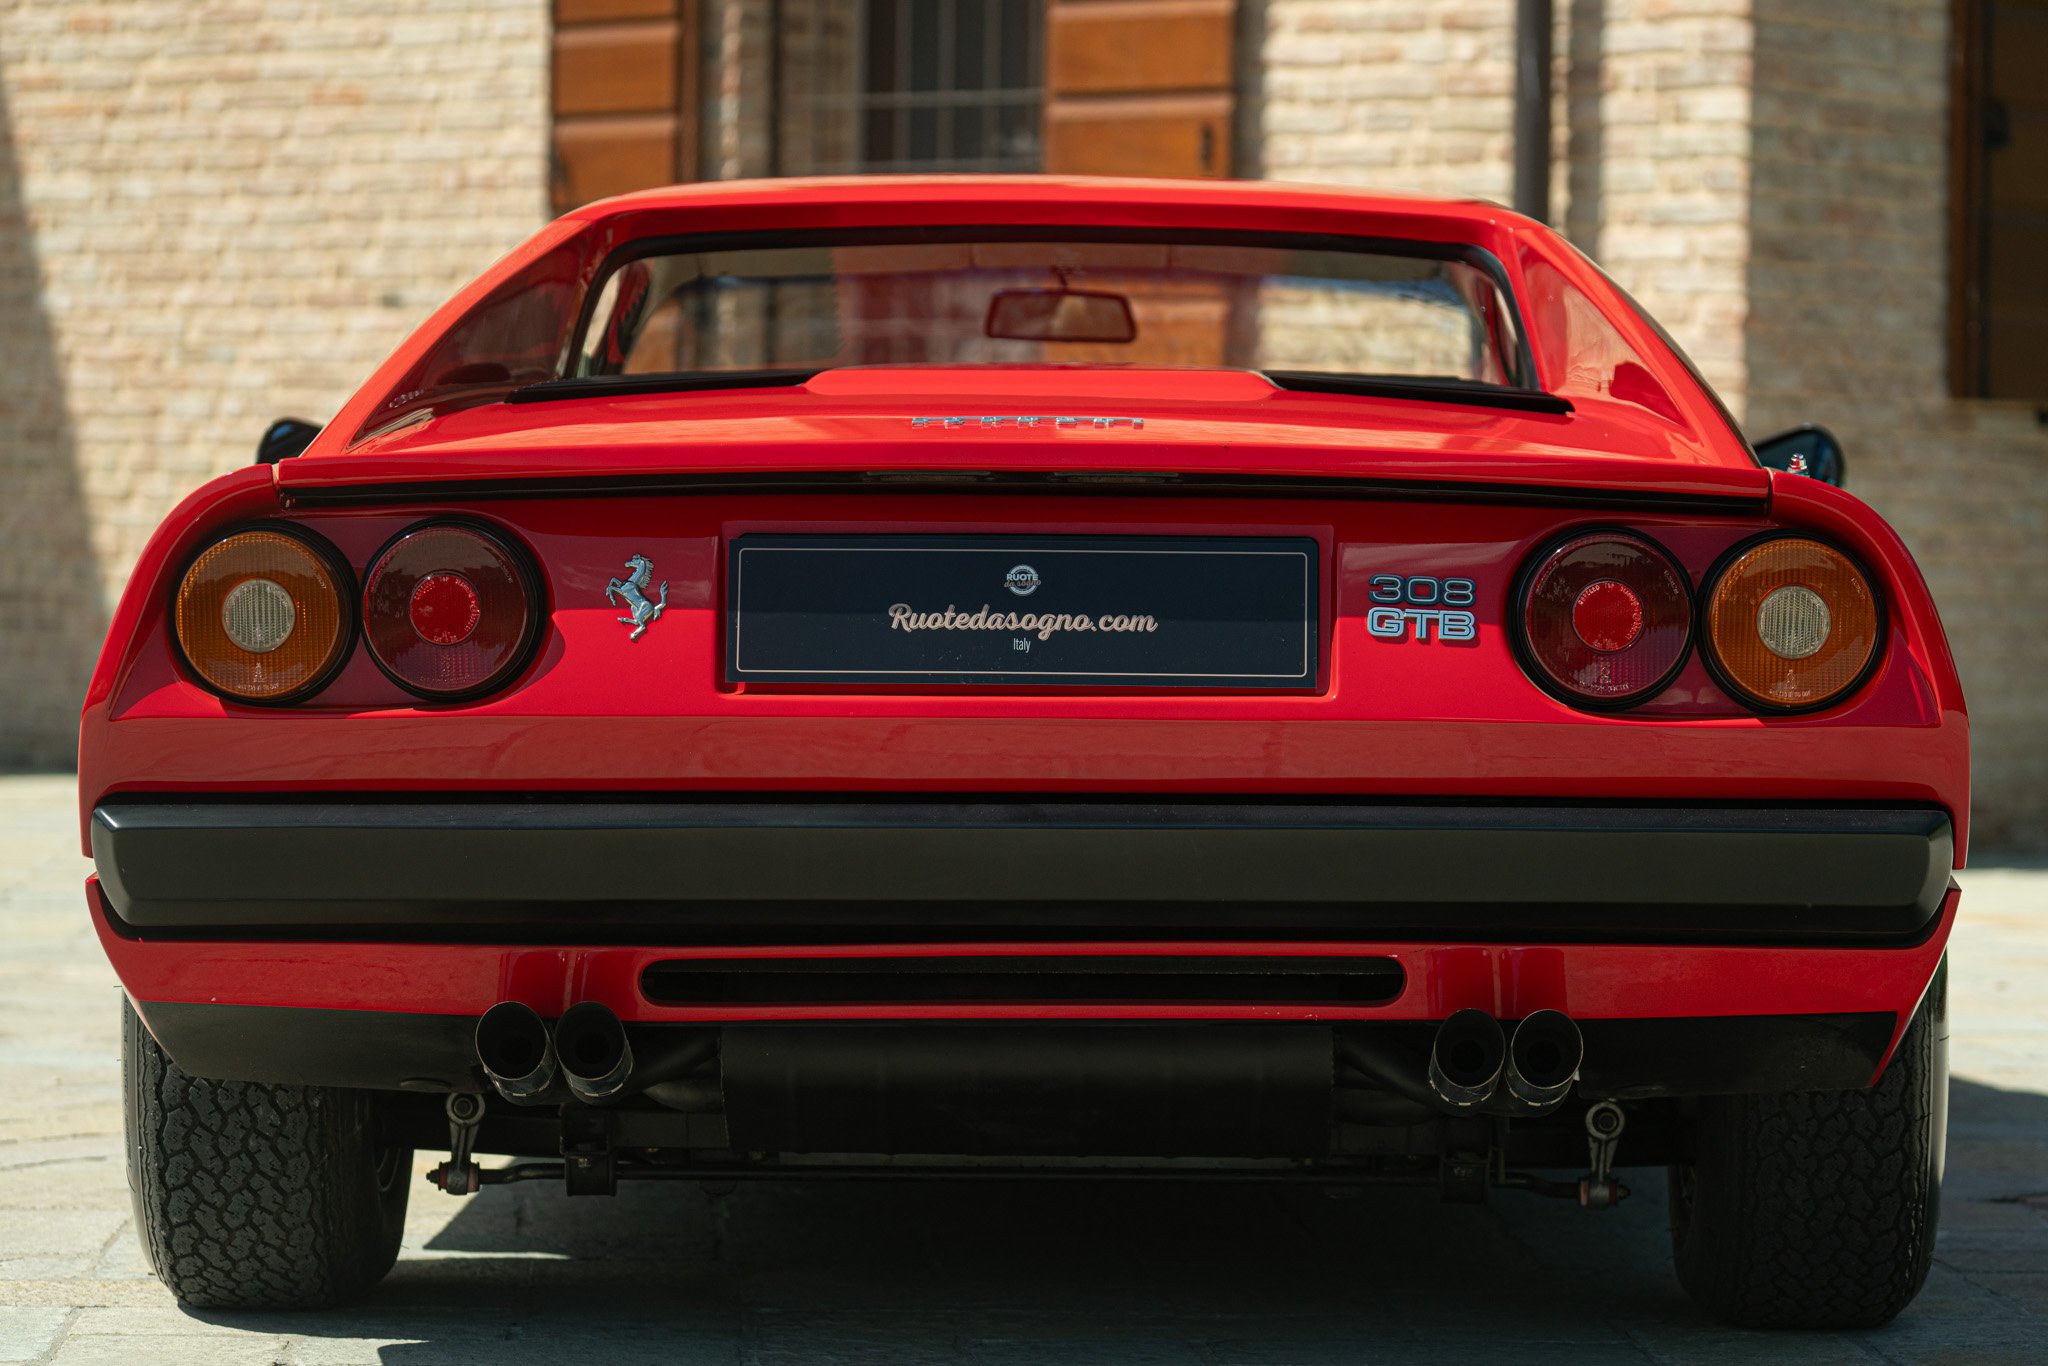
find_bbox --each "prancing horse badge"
[605,554,668,642]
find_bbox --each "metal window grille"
[782,0,1044,175]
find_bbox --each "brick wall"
[699,0,862,180]
[700,0,775,180]
[0,0,547,766]
[1244,0,1752,388]
[1239,0,1515,199]
[1243,0,1750,400]
[1563,0,1752,409]
[1744,0,2048,849]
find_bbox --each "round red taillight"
[409,572,482,646]
[1571,580,1644,653]
[363,522,539,699]
[1517,531,1692,707]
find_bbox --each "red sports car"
[82,177,1962,1327]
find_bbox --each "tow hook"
[1577,1100,1628,1209]
[429,1092,485,1195]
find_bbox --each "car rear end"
[82,179,1966,1324]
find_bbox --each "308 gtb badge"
[1364,574,1478,642]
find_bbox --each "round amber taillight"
[174,527,351,702]
[1704,536,1881,711]
[362,522,538,699]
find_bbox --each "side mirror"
[257,418,321,465]
[1753,424,1846,487]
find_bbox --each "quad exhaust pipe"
[1425,1008,1583,1113]
[1427,1008,1506,1108]
[554,1001,635,1105]
[1503,1009,1584,1111]
[476,1001,557,1103]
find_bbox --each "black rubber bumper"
[91,799,1954,945]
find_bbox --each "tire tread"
[124,1001,405,1310]
[1672,975,1944,1328]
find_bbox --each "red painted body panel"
[78,484,1967,830]
[78,177,1969,1054]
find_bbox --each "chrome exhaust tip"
[475,1001,557,1104]
[1428,1008,1507,1109]
[1503,1009,1583,1111]
[555,1001,634,1105]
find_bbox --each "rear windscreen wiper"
[1263,371,1572,415]
[507,368,821,404]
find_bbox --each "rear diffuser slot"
[640,955,1404,1007]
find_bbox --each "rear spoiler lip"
[276,467,1771,515]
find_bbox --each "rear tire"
[1669,963,1948,1328]
[123,999,410,1309]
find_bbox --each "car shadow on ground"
[175,1077,2048,1364]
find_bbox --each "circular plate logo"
[1005,564,1041,597]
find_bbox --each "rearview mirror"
[985,288,1137,344]
[257,418,321,465]
[1753,424,1846,487]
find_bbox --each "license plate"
[726,535,1319,688]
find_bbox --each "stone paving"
[1,773,2043,1364]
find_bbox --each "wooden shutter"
[1042,0,1237,177]
[551,0,700,214]
[1954,0,2048,399]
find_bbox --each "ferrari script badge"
[910,415,1143,429]
[605,554,668,642]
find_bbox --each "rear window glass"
[575,235,1527,387]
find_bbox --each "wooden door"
[551,0,700,213]
[1956,0,2048,398]
[1981,0,2048,397]
[1042,0,1237,177]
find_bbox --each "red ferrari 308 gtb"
[82,177,1962,1326]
